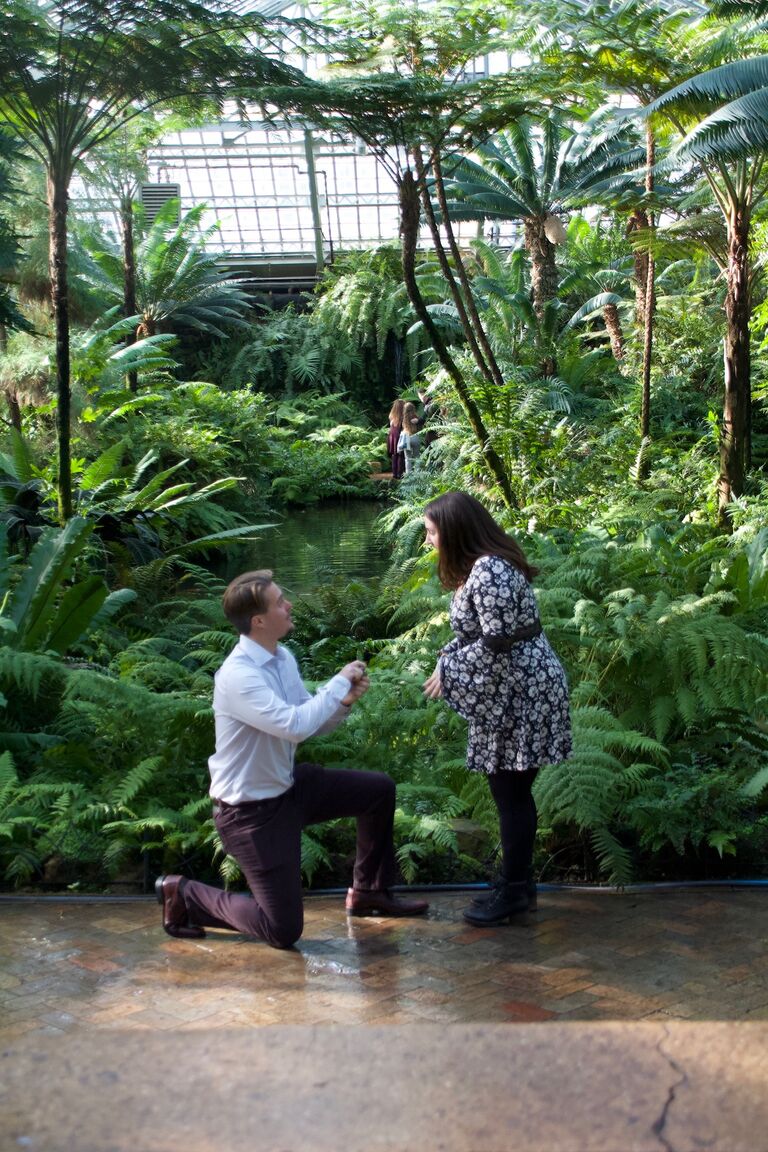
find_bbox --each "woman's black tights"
[487,769,538,883]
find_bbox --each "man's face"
[251,582,293,649]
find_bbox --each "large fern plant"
[531,518,768,880]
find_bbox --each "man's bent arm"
[217,664,352,743]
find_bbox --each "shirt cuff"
[327,672,354,701]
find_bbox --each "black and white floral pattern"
[440,555,572,774]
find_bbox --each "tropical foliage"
[0,0,302,521]
[81,200,254,344]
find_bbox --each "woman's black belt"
[481,621,543,652]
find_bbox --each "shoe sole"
[470,893,538,912]
[462,910,531,927]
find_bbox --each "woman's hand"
[422,664,443,699]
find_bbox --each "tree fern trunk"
[121,195,138,393]
[399,170,515,509]
[720,204,751,517]
[640,247,654,449]
[411,148,497,389]
[48,167,72,523]
[640,250,654,440]
[0,322,21,431]
[429,150,505,387]
[627,208,649,331]
[637,125,656,483]
[603,303,624,361]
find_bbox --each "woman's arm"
[438,558,530,722]
[469,556,533,641]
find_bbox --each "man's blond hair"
[222,569,274,634]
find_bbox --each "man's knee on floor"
[263,910,304,950]
[267,932,301,950]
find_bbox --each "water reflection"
[230,500,391,595]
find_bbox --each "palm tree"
[0,0,300,522]
[559,219,637,362]
[293,67,528,506]
[710,0,768,13]
[290,0,543,507]
[517,0,730,471]
[82,200,253,347]
[78,117,178,392]
[437,115,643,322]
[646,53,768,513]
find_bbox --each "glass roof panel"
[71,2,522,272]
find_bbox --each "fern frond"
[589,827,633,887]
[300,829,332,885]
[109,757,163,808]
[0,648,66,698]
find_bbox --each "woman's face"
[424,515,440,552]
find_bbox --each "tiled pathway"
[2,886,768,1033]
[2,887,768,1152]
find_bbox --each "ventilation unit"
[140,183,181,224]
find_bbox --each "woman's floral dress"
[439,555,572,774]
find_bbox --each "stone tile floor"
[2,886,767,1036]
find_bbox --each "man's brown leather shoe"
[155,875,206,939]
[345,888,429,918]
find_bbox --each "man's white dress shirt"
[208,635,351,803]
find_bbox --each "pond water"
[228,500,392,596]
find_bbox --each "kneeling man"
[156,570,428,947]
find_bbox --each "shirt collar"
[238,634,286,666]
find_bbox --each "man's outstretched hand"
[340,659,370,707]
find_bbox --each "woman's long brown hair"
[388,398,405,425]
[424,491,538,589]
[402,401,419,435]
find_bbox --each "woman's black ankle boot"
[470,869,537,912]
[527,869,537,911]
[462,880,529,926]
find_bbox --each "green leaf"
[79,440,128,492]
[9,519,93,649]
[43,576,108,656]
[741,764,768,798]
[706,831,737,858]
[168,524,275,555]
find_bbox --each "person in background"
[417,387,438,447]
[387,398,405,480]
[398,401,421,475]
[421,492,572,926]
[156,569,429,948]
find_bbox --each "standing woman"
[398,401,422,475]
[422,491,572,925]
[387,399,405,480]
